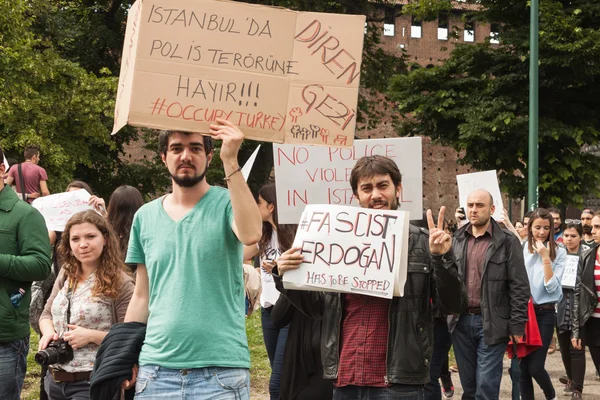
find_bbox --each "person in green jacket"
[0,146,51,400]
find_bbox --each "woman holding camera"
[38,210,134,400]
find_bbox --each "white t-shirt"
[260,231,281,308]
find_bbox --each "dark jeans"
[425,318,452,400]
[261,306,289,400]
[333,384,424,399]
[451,313,506,400]
[520,308,556,400]
[44,371,90,400]
[0,336,29,400]
[557,329,585,392]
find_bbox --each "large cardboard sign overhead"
[274,138,423,224]
[283,204,410,298]
[456,170,504,220]
[112,0,366,148]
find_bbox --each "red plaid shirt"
[335,294,390,387]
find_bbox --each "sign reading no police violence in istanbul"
[283,204,409,298]
[112,0,366,147]
[274,137,423,224]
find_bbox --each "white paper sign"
[561,255,579,289]
[2,154,8,169]
[273,138,423,224]
[282,204,409,298]
[32,190,93,231]
[241,145,261,182]
[456,170,503,220]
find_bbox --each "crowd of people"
[1,122,600,400]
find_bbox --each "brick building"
[358,1,523,222]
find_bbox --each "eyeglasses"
[565,219,581,224]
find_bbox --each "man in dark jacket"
[276,155,466,399]
[0,146,51,400]
[450,189,530,399]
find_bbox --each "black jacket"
[572,244,599,339]
[277,224,466,386]
[271,290,333,400]
[450,219,530,345]
[90,322,146,400]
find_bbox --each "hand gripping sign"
[283,204,409,299]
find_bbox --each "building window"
[383,7,395,37]
[490,23,500,44]
[411,17,422,38]
[437,14,448,40]
[464,21,475,42]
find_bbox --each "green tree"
[388,0,600,207]
[0,0,132,198]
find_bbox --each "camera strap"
[64,280,75,330]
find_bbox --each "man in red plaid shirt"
[275,155,466,399]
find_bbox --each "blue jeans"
[134,365,250,399]
[261,306,289,400]
[425,318,453,400]
[333,384,424,399]
[0,336,29,400]
[451,314,506,400]
[519,309,556,400]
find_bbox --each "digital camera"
[35,338,74,366]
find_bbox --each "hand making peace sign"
[427,206,452,255]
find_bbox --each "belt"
[533,303,556,311]
[50,368,91,382]
[466,307,481,315]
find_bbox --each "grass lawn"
[22,312,272,399]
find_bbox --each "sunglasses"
[565,219,581,224]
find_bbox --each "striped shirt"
[594,252,600,318]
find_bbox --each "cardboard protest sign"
[561,254,579,289]
[32,190,93,231]
[112,0,365,148]
[456,170,503,220]
[273,137,422,224]
[283,204,409,298]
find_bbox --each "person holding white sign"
[449,189,530,400]
[556,223,589,397]
[572,212,600,397]
[243,183,296,400]
[120,121,262,399]
[521,208,566,400]
[274,155,466,400]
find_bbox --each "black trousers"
[557,329,586,392]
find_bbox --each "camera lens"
[35,350,51,366]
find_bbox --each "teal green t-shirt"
[126,187,249,369]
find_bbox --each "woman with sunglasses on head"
[520,208,567,400]
[556,222,589,398]
[572,212,600,398]
[38,210,134,400]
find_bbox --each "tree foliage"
[389,0,600,207]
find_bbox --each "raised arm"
[209,119,262,246]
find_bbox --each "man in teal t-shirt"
[122,120,262,399]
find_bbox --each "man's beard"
[471,216,490,227]
[583,224,592,235]
[171,161,208,188]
